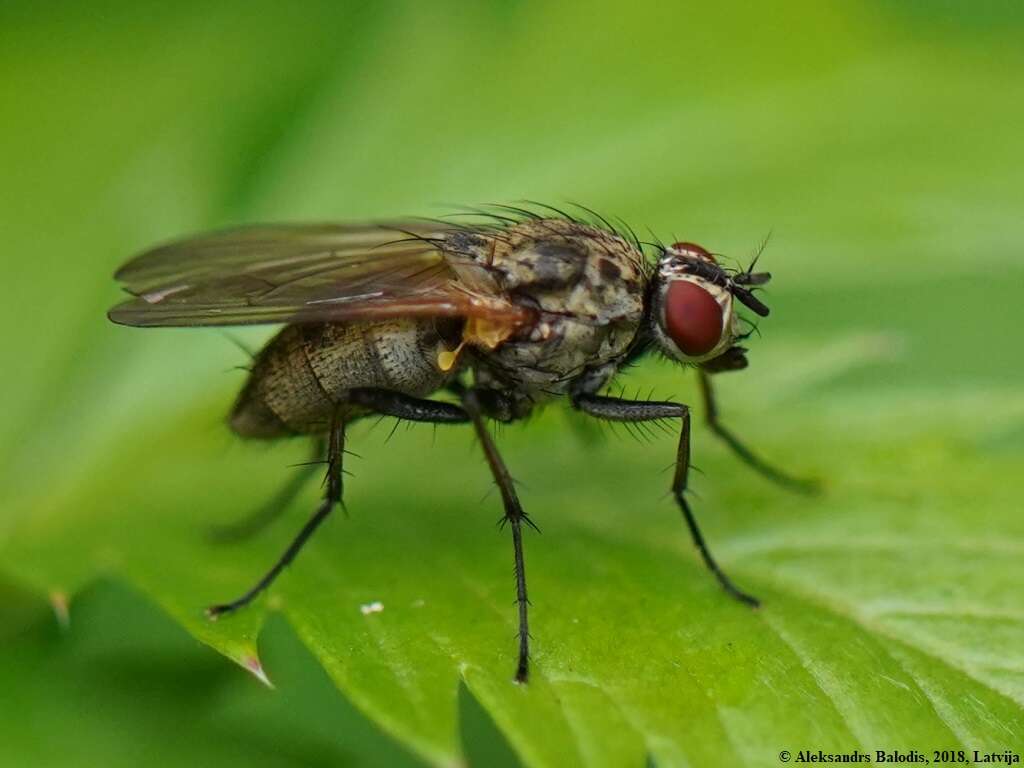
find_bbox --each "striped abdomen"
[230,319,452,438]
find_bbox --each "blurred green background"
[2,1,1023,766]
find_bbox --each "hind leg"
[209,437,325,542]
[207,415,345,617]
[207,391,467,617]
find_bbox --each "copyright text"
[777,750,1020,765]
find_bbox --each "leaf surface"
[3,2,1024,765]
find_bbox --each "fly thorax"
[476,219,648,393]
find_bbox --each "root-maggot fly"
[109,204,814,682]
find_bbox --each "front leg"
[572,392,759,607]
[698,370,818,494]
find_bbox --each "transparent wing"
[108,222,529,327]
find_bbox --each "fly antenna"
[733,231,773,287]
[730,284,770,317]
[749,229,772,273]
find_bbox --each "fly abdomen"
[230,319,452,438]
[304,319,451,400]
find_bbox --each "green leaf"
[0,579,425,767]
[3,2,1024,766]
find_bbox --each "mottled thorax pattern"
[466,219,648,400]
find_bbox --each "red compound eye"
[671,241,716,263]
[664,280,723,357]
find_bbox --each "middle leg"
[461,388,535,683]
[356,386,534,681]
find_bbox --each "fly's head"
[649,241,772,369]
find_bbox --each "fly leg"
[572,392,759,607]
[209,437,326,542]
[348,388,468,423]
[207,392,469,618]
[357,387,534,682]
[461,388,533,682]
[698,370,818,493]
[207,414,345,617]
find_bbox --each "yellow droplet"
[437,342,465,372]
